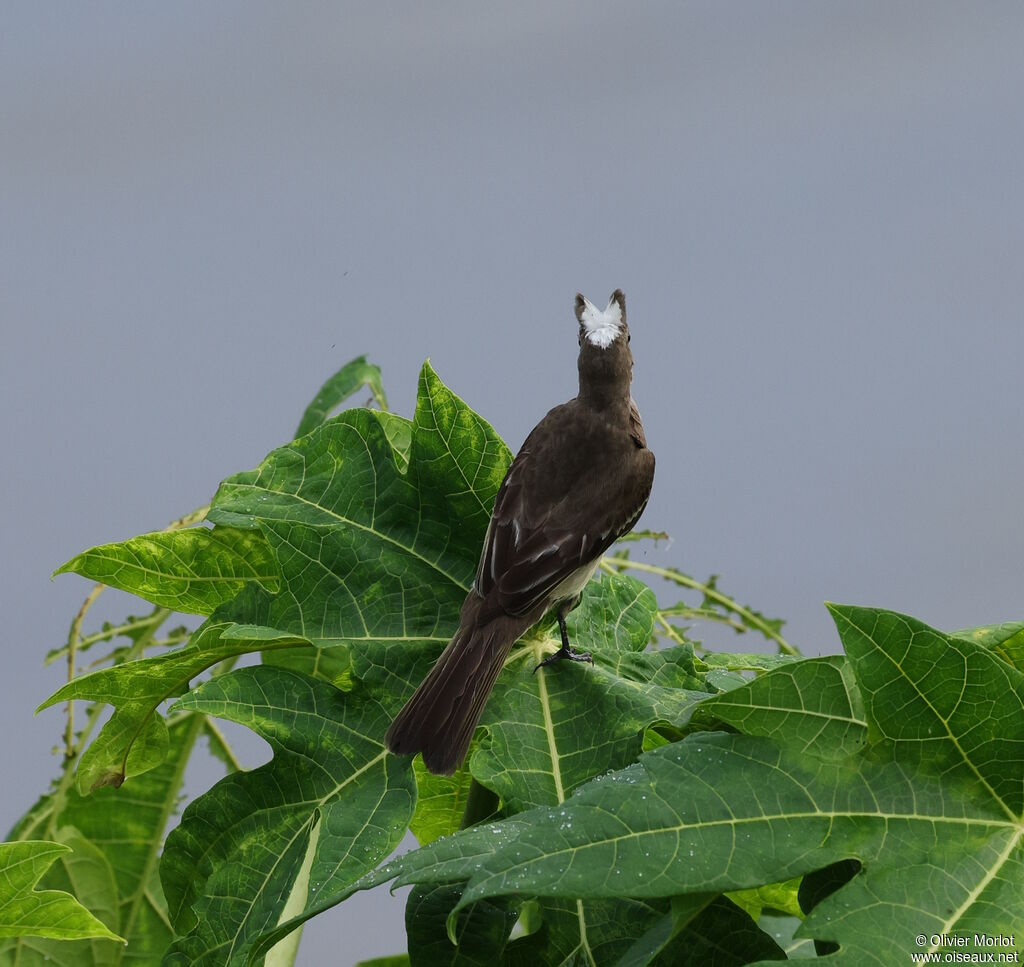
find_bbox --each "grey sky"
[3,4,1023,963]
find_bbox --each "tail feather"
[386,603,526,775]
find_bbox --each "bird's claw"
[533,645,594,673]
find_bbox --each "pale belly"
[548,558,601,606]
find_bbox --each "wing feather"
[474,404,654,619]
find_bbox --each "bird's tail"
[386,599,527,775]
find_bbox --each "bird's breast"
[548,558,601,605]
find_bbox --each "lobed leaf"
[38,624,308,793]
[0,841,123,943]
[404,883,517,966]
[828,603,1024,817]
[160,665,416,967]
[409,760,474,846]
[55,527,280,616]
[294,355,387,439]
[0,829,120,966]
[694,655,867,758]
[1,714,221,965]
[951,621,1024,672]
[155,362,714,962]
[470,585,708,813]
[361,606,1024,963]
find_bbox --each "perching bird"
[386,290,655,775]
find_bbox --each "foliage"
[4,355,1019,966]
[0,840,122,945]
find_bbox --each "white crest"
[578,294,624,349]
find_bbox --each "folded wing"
[474,410,654,619]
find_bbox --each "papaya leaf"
[406,880,679,967]
[613,894,713,967]
[0,841,123,943]
[830,604,1024,812]
[409,758,474,846]
[0,829,119,966]
[468,572,708,813]
[1,714,221,965]
[501,897,673,966]
[160,664,416,967]
[37,624,308,793]
[951,621,1024,672]
[404,883,517,966]
[698,653,802,674]
[646,895,785,966]
[615,894,787,966]
[156,363,708,964]
[361,606,1024,963]
[371,410,413,470]
[294,354,387,438]
[54,526,280,616]
[210,362,511,600]
[726,876,804,921]
[694,655,867,758]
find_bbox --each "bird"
[385,289,655,775]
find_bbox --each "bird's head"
[575,289,634,404]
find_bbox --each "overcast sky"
[3,4,1023,963]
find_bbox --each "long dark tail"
[386,599,527,775]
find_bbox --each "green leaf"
[614,894,711,967]
[647,896,785,966]
[362,606,1024,962]
[153,362,716,962]
[698,653,802,674]
[0,828,120,966]
[827,603,1024,815]
[409,758,474,846]
[354,957,410,967]
[727,876,804,921]
[0,841,123,943]
[404,883,517,966]
[694,655,867,757]
[207,365,507,649]
[54,526,280,616]
[372,410,413,471]
[357,830,686,966]
[294,355,387,438]
[404,884,675,967]
[952,621,1024,672]
[160,664,416,967]
[2,713,220,965]
[501,897,673,967]
[38,624,308,793]
[470,573,709,812]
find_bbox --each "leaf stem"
[658,605,748,635]
[48,611,168,665]
[64,583,104,757]
[655,612,689,647]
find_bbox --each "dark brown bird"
[385,289,655,775]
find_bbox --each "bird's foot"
[533,644,593,673]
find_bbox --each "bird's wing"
[474,418,654,618]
